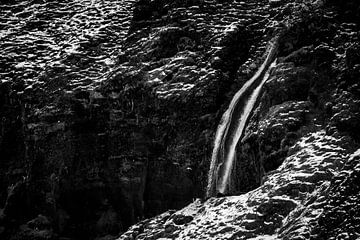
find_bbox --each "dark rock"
[171,214,193,225]
[27,215,51,230]
[10,215,55,240]
[96,207,121,236]
[1,0,360,239]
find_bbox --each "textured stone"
[0,0,360,239]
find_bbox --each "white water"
[206,40,278,197]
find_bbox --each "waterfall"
[206,39,278,198]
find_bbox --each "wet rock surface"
[118,0,360,239]
[120,132,354,239]
[0,0,360,239]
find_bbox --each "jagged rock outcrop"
[309,150,360,240]
[118,0,360,239]
[119,131,355,239]
[0,0,359,239]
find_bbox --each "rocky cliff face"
[0,0,359,239]
[118,0,360,239]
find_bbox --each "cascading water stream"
[206,39,278,197]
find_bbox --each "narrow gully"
[207,38,278,197]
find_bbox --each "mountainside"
[0,0,360,239]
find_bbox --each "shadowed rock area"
[0,0,360,239]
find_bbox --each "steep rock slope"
[118,0,360,239]
[0,0,359,240]
[120,131,353,239]
[0,0,143,239]
[0,0,279,239]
